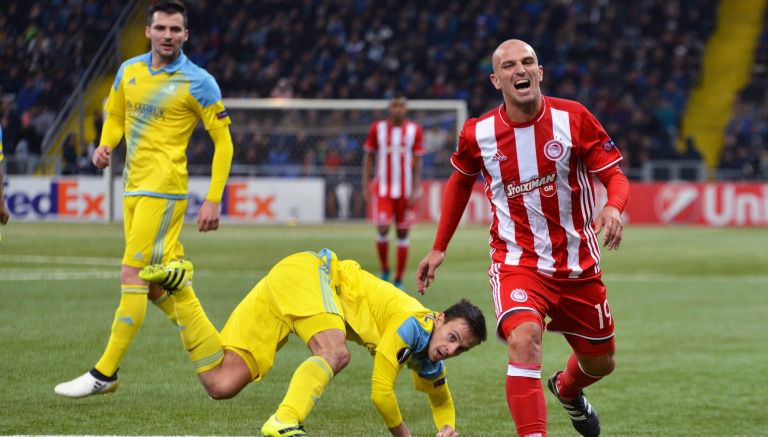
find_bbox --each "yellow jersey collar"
[144,50,187,75]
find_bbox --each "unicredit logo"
[655,183,700,223]
[652,183,768,226]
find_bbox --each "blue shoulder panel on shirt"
[397,316,431,353]
[397,316,445,379]
[114,54,148,91]
[181,61,223,108]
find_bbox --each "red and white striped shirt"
[451,97,623,279]
[364,119,424,199]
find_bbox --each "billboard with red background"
[406,181,768,227]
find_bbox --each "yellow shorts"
[220,250,346,380]
[122,196,187,268]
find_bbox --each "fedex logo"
[183,187,274,220]
[7,179,105,219]
[185,178,325,223]
[220,182,275,219]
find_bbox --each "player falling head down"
[140,249,487,437]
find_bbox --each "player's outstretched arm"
[416,250,446,294]
[416,170,475,294]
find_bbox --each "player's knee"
[581,354,615,377]
[323,346,350,374]
[506,323,543,363]
[199,367,248,400]
[201,377,243,400]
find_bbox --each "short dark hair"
[148,0,188,27]
[443,299,487,343]
[390,92,407,103]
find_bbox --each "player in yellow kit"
[140,249,487,437]
[55,0,234,398]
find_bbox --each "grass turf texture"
[0,222,766,436]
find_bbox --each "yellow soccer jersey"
[335,260,454,430]
[0,125,4,162]
[104,51,231,198]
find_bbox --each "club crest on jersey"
[396,347,412,364]
[603,138,617,151]
[505,173,557,198]
[510,288,528,302]
[543,139,565,161]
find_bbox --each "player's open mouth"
[514,79,531,90]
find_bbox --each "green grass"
[0,222,766,436]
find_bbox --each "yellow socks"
[94,286,148,377]
[173,284,223,373]
[276,356,334,424]
[151,291,177,324]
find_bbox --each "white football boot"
[54,371,119,398]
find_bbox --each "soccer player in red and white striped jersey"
[417,40,630,437]
[363,96,424,288]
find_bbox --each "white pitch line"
[0,254,121,266]
[0,270,120,281]
[0,269,265,282]
[0,267,766,284]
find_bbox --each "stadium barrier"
[5,176,325,224]
[412,180,768,227]
[5,176,767,226]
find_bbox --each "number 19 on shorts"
[594,299,612,329]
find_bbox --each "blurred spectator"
[61,134,78,175]
[179,0,717,177]
[719,8,768,179]
[15,111,42,173]
[3,0,724,180]
[1,0,124,172]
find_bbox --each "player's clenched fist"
[92,145,112,169]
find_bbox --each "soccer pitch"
[0,222,766,436]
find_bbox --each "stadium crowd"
[182,0,719,176]
[720,7,768,180]
[0,0,125,173]
[3,0,767,181]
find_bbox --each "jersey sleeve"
[363,122,379,153]
[449,119,483,176]
[189,72,231,131]
[413,123,425,156]
[103,65,127,122]
[411,367,455,430]
[370,322,407,429]
[578,108,623,173]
